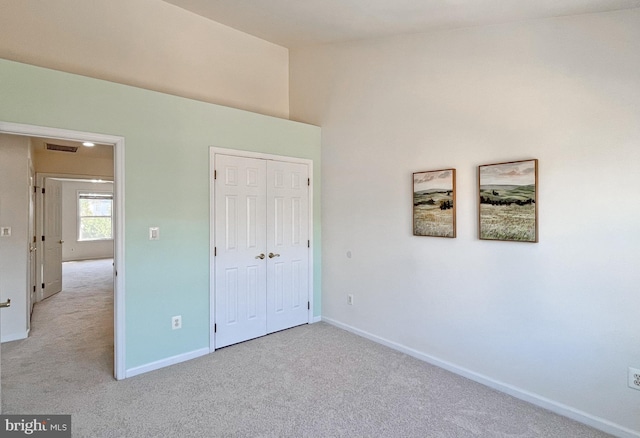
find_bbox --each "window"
[78,192,113,241]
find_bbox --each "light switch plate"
[149,227,160,240]
[0,227,11,237]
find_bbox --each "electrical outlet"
[172,315,182,330]
[347,294,354,305]
[629,367,640,390]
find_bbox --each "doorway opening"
[0,121,125,380]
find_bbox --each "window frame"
[77,190,114,242]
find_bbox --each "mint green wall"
[0,59,321,369]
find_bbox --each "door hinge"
[307,240,310,248]
[42,283,45,289]
[34,186,37,193]
[308,301,310,310]
[33,235,36,243]
[33,285,36,292]
[42,187,45,194]
[214,247,217,256]
[214,324,217,333]
[214,170,217,180]
[42,235,45,241]
[307,178,310,186]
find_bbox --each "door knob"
[255,253,265,259]
[0,298,10,309]
[59,240,64,244]
[268,252,280,258]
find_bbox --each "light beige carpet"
[1,259,612,437]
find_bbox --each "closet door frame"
[209,147,314,352]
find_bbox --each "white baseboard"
[125,347,209,379]
[63,255,114,262]
[321,316,640,438]
[311,315,322,323]
[1,330,29,343]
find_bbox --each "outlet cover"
[172,315,182,330]
[0,227,11,237]
[629,367,640,390]
[347,294,354,305]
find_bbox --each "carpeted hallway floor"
[1,259,114,402]
[1,259,612,437]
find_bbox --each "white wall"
[61,180,114,262]
[290,8,640,436]
[0,0,289,119]
[0,134,30,342]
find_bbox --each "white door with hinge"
[266,160,309,334]
[0,223,7,414]
[0,291,5,414]
[213,152,310,349]
[43,178,63,300]
[215,155,268,348]
[28,163,37,315]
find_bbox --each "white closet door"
[214,155,267,348]
[266,161,309,333]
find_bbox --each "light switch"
[149,227,160,240]
[0,227,11,237]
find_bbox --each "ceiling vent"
[46,143,78,153]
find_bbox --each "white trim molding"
[0,121,126,381]
[125,348,210,379]
[1,330,29,343]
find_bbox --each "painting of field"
[479,159,537,242]
[413,169,455,238]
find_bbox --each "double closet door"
[214,154,310,348]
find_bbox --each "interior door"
[214,155,268,348]
[0,296,3,413]
[266,161,309,333]
[28,163,36,315]
[42,178,63,299]
[0,239,3,413]
[0,232,9,414]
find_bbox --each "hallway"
[1,258,114,412]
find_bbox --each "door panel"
[215,155,267,348]
[43,178,62,299]
[28,163,36,315]
[266,161,309,334]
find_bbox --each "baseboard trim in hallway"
[321,316,638,438]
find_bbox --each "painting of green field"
[413,169,455,238]
[479,159,537,242]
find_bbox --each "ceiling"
[31,137,114,160]
[162,0,640,48]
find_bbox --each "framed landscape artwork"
[478,159,538,242]
[413,169,456,238]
